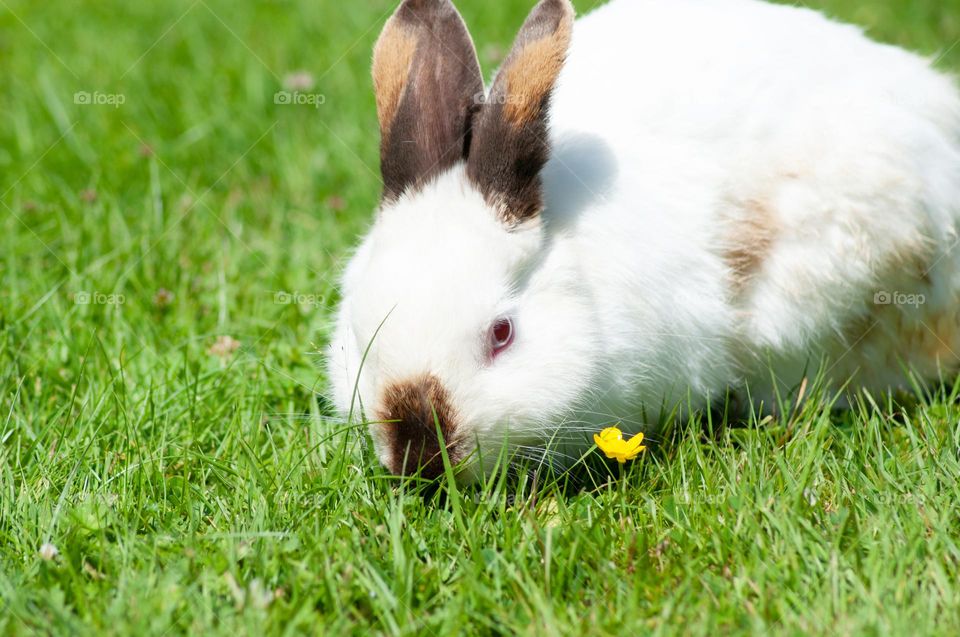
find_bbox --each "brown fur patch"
[370,0,484,202]
[842,304,960,382]
[372,22,417,137]
[909,310,960,365]
[723,198,777,296]
[377,374,459,478]
[889,236,937,286]
[466,0,574,226]
[502,15,572,127]
[834,240,949,385]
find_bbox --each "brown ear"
[372,0,484,202]
[467,0,574,226]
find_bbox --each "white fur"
[328,0,960,478]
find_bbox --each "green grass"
[2,0,960,634]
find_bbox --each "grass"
[1,0,959,634]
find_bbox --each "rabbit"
[326,0,960,481]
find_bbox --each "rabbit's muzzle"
[377,374,458,479]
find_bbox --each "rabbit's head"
[329,0,586,480]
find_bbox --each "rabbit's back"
[541,0,960,406]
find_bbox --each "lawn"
[2,0,960,634]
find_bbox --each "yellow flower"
[593,426,646,464]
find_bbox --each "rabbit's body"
[328,0,960,480]
[541,0,960,417]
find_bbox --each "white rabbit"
[327,0,960,480]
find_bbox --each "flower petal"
[597,427,623,443]
[623,433,646,454]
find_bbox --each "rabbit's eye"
[490,317,514,357]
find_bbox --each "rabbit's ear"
[372,0,484,202]
[467,0,574,226]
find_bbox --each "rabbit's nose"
[378,374,457,479]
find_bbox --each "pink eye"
[490,317,515,357]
